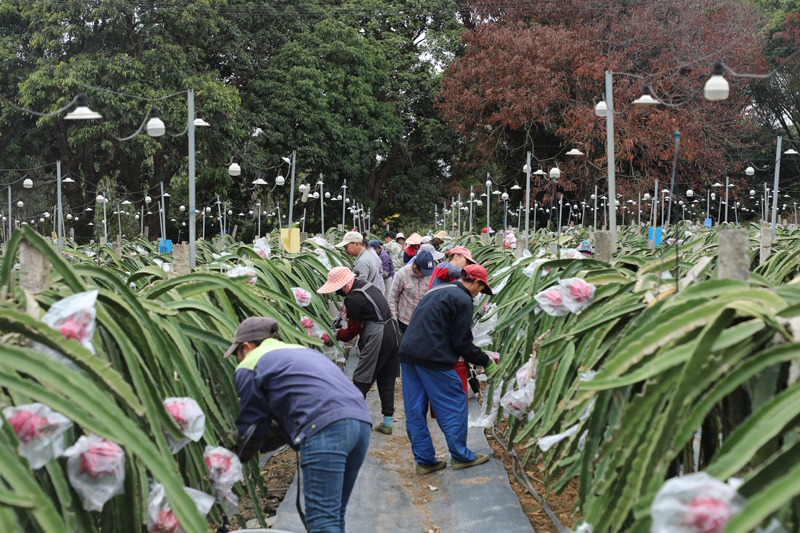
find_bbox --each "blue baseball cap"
[368,239,381,248]
[413,250,435,276]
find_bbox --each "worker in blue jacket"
[227,317,371,533]
[398,264,497,475]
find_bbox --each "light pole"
[485,176,491,233]
[341,180,347,230]
[469,187,474,234]
[318,174,325,235]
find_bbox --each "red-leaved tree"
[439,0,768,214]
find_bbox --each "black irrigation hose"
[491,426,567,533]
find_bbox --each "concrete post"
[112,243,122,260]
[100,236,107,245]
[300,231,308,242]
[647,239,655,251]
[548,242,558,255]
[337,224,344,232]
[760,225,772,265]
[19,240,50,294]
[173,244,190,276]
[595,230,613,264]
[514,244,524,260]
[717,230,749,284]
[495,233,503,248]
[69,228,74,240]
[480,233,489,244]
[231,224,238,240]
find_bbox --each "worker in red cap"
[398,264,496,474]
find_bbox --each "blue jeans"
[299,418,371,532]
[401,362,475,465]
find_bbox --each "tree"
[438,0,768,215]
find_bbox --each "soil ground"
[485,419,581,532]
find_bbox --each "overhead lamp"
[96,194,105,202]
[502,192,509,201]
[511,183,522,190]
[785,145,799,156]
[122,199,131,205]
[337,194,342,200]
[745,166,755,176]
[643,193,651,200]
[325,191,331,199]
[711,193,716,200]
[206,206,212,213]
[662,188,670,193]
[704,62,729,101]
[549,166,561,179]
[686,189,694,197]
[750,189,756,197]
[145,196,152,204]
[63,176,75,183]
[533,166,546,176]
[249,210,254,215]
[595,96,607,117]
[171,218,176,222]
[227,210,232,215]
[632,85,659,105]
[712,181,723,187]
[485,179,492,187]
[566,142,584,156]
[228,156,241,177]
[281,156,291,165]
[44,211,50,218]
[23,177,33,188]
[88,222,94,226]
[66,213,73,220]
[64,93,103,120]
[146,107,166,136]
[17,200,23,208]
[85,207,93,212]
[346,198,350,203]
[275,174,285,186]
[299,184,308,193]
[177,205,184,212]
[163,192,170,198]
[252,177,268,185]
[492,189,502,195]
[182,221,186,226]
[476,200,483,206]
[238,212,245,216]
[312,191,319,199]
[193,112,210,127]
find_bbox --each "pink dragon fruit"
[164,400,190,432]
[205,452,232,481]
[545,289,563,305]
[77,439,124,481]
[150,509,179,533]
[569,279,594,302]
[8,411,50,443]
[59,310,92,342]
[300,317,315,329]
[681,497,731,533]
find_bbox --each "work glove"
[324,337,335,348]
[484,360,498,379]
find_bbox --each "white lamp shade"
[644,193,651,200]
[511,184,521,190]
[686,189,694,197]
[704,74,729,101]
[485,180,492,187]
[298,184,307,193]
[711,193,716,200]
[16,201,23,208]
[179,205,185,211]
[312,192,319,199]
[64,93,102,120]
[502,192,509,200]
[275,175,285,186]
[135,214,139,220]
[591,194,596,199]
[23,178,33,189]
[785,146,799,156]
[746,166,755,176]
[145,196,152,204]
[325,191,331,198]
[146,108,166,136]
[228,157,241,176]
[632,85,659,105]
[67,214,73,220]
[476,200,483,206]
[595,100,607,117]
[750,190,756,196]
[549,167,561,179]
[337,194,342,200]
[227,210,232,215]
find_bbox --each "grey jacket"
[353,247,382,288]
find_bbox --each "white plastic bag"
[2,403,73,469]
[253,237,271,259]
[226,266,257,286]
[309,236,335,250]
[534,286,570,316]
[469,381,503,428]
[472,305,497,347]
[650,472,744,533]
[515,360,536,389]
[204,446,243,514]
[512,248,533,266]
[146,483,215,533]
[315,248,332,269]
[491,267,513,294]
[292,287,312,307]
[500,381,535,420]
[29,290,99,370]
[163,398,206,455]
[558,278,596,313]
[560,248,585,260]
[537,424,580,452]
[64,435,126,511]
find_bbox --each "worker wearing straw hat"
[318,267,401,435]
[432,230,449,250]
[403,232,423,264]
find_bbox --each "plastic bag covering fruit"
[471,304,497,347]
[146,483,215,533]
[64,435,126,511]
[491,267,513,294]
[522,258,551,278]
[486,351,500,364]
[226,266,257,286]
[469,381,503,428]
[558,278,596,313]
[515,361,536,389]
[650,472,744,533]
[291,287,312,307]
[162,398,206,455]
[29,290,99,369]
[314,248,332,269]
[534,286,570,316]
[560,248,585,260]
[501,381,535,420]
[253,237,271,259]
[204,446,243,514]
[2,403,73,469]
[309,235,335,250]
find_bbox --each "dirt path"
[272,357,534,533]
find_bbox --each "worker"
[318,267,401,435]
[428,246,475,290]
[432,230,449,250]
[228,317,371,532]
[369,239,395,296]
[403,232,423,264]
[388,249,434,334]
[336,231,382,289]
[398,265,496,474]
